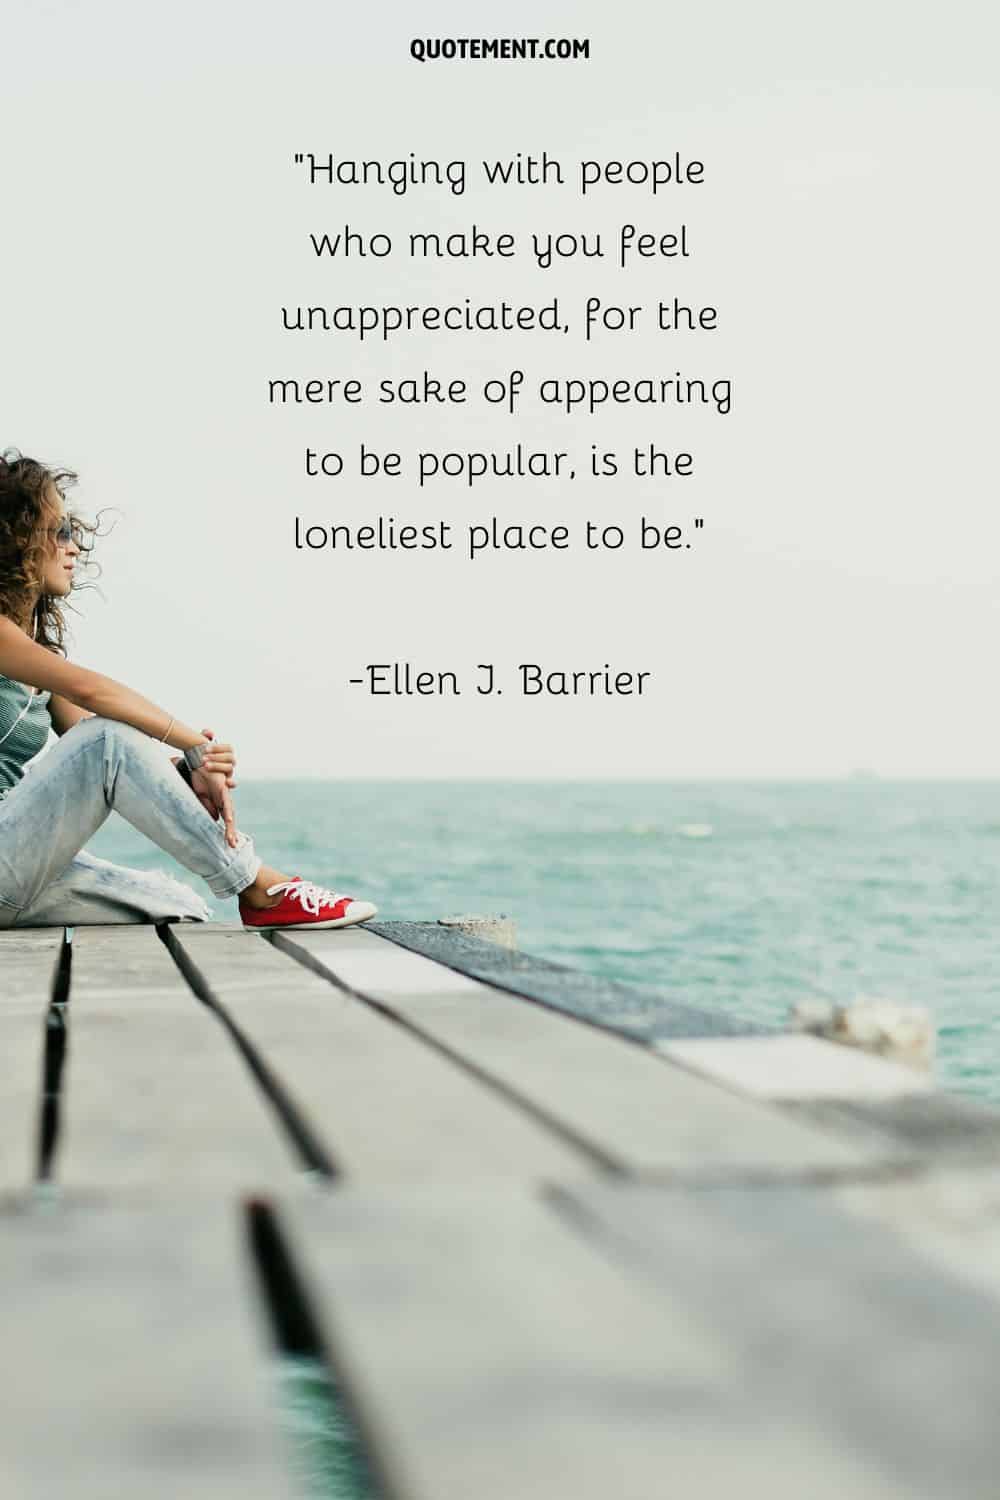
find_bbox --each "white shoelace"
[267,880,347,916]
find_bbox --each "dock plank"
[281,929,889,1176]
[62,927,299,1190]
[831,1162,1000,1301]
[282,1184,913,1500]
[0,1193,295,1500]
[555,1178,1000,1499]
[0,931,63,1189]
[171,927,597,1181]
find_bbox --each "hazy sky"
[2,0,997,777]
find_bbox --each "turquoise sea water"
[87,778,1000,1102]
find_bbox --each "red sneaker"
[240,876,377,930]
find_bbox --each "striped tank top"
[0,674,52,798]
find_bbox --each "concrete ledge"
[659,1034,934,1101]
[367,920,765,1042]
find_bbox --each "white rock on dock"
[438,914,517,950]
[788,997,935,1071]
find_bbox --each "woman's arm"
[6,621,243,847]
[0,616,207,754]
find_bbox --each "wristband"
[183,742,210,772]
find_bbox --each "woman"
[0,449,377,930]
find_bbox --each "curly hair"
[0,448,103,655]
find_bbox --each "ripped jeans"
[0,716,262,928]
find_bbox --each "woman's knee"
[67,717,170,796]
[79,715,158,757]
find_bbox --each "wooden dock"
[5,917,1000,1498]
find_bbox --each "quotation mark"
[294,152,303,165]
[694,518,704,528]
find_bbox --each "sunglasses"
[49,518,77,546]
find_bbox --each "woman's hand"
[189,729,239,847]
[190,766,239,847]
[195,728,237,786]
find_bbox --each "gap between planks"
[170,924,609,1182]
[0,1191,296,1500]
[0,929,65,1189]
[269,925,903,1178]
